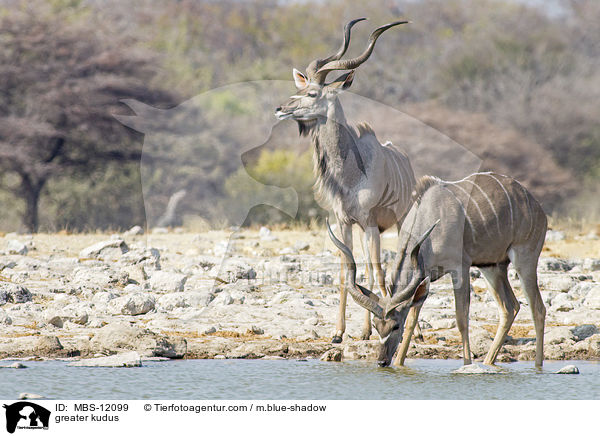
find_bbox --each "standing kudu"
[328,172,548,367]
[275,19,416,343]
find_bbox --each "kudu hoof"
[360,332,372,340]
[331,335,343,344]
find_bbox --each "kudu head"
[275,18,408,136]
[327,219,437,367]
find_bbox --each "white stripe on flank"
[463,179,501,235]
[451,171,492,184]
[515,179,534,239]
[442,185,477,243]
[400,157,410,210]
[487,174,514,230]
[451,183,493,238]
[392,153,405,207]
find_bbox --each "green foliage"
[205,90,252,116]
[224,149,323,226]
[42,163,146,232]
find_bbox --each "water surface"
[1,359,598,400]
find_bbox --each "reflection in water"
[1,359,599,400]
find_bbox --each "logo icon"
[3,402,50,434]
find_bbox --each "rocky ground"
[1,226,600,365]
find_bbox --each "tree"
[0,2,175,231]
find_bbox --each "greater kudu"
[275,19,416,343]
[328,172,548,367]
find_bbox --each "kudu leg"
[479,264,520,366]
[452,267,472,365]
[413,320,424,342]
[392,303,423,366]
[509,246,546,367]
[365,226,387,296]
[360,230,373,340]
[333,222,353,344]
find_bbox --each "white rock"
[259,226,278,241]
[157,294,187,310]
[556,365,579,374]
[216,260,257,281]
[293,241,310,251]
[545,230,566,242]
[550,293,575,312]
[419,320,433,329]
[19,393,44,399]
[124,225,144,236]
[469,329,493,357]
[79,239,128,259]
[582,258,600,272]
[429,319,456,330]
[148,271,187,292]
[452,364,502,374]
[304,317,319,326]
[6,240,28,255]
[45,312,64,328]
[52,294,78,307]
[298,330,319,341]
[108,293,155,315]
[67,351,142,367]
[320,348,343,362]
[0,362,26,368]
[123,283,142,293]
[424,295,453,308]
[212,292,233,306]
[570,282,595,299]
[545,326,576,345]
[583,285,600,309]
[0,308,12,325]
[269,290,299,306]
[539,276,576,292]
[92,292,118,307]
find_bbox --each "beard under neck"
[296,118,319,137]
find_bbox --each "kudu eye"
[307,91,318,98]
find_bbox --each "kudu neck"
[311,98,354,165]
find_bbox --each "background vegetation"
[0,0,598,232]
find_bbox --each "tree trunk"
[20,177,44,233]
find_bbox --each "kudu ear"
[293,68,309,89]
[410,277,430,308]
[384,277,430,317]
[327,70,355,92]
